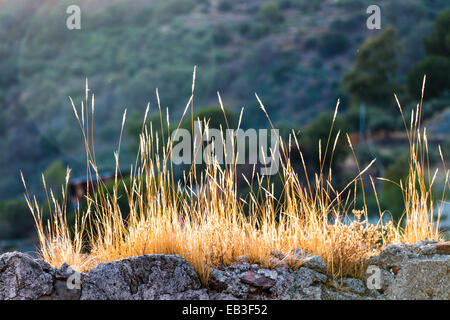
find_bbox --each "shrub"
[249,22,270,39]
[408,9,450,101]
[238,22,250,36]
[407,56,450,100]
[342,26,401,107]
[418,94,450,120]
[258,2,284,25]
[290,0,322,12]
[330,15,364,33]
[368,113,397,133]
[157,0,195,17]
[422,9,450,57]
[0,198,35,239]
[318,31,350,57]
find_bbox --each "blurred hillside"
[0,0,449,242]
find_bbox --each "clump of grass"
[22,169,92,270]
[23,74,447,283]
[385,76,447,243]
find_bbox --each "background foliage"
[0,0,449,241]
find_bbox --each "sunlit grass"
[23,73,447,284]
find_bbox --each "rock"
[270,250,285,260]
[205,265,252,298]
[300,286,322,300]
[240,271,276,290]
[277,267,328,299]
[208,268,228,292]
[256,268,278,280]
[209,292,239,300]
[43,263,82,300]
[0,252,53,300]
[270,257,280,264]
[220,275,250,298]
[1,240,448,300]
[270,257,288,269]
[435,242,450,255]
[158,289,211,300]
[301,255,327,274]
[54,262,73,279]
[36,259,55,275]
[341,278,367,295]
[80,254,202,300]
[418,244,437,255]
[40,279,81,300]
[371,244,409,269]
[385,257,449,300]
[290,248,307,260]
[322,286,376,300]
[366,241,450,299]
[379,269,395,290]
[229,261,251,272]
[236,255,249,264]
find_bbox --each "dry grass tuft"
[23,75,447,284]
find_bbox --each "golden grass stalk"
[388,76,446,243]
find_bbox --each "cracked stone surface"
[384,258,449,299]
[0,252,53,300]
[80,254,203,300]
[0,241,448,300]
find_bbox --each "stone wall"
[0,241,448,300]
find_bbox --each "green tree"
[408,10,450,100]
[342,26,402,108]
[407,56,450,99]
[318,31,350,57]
[258,2,284,25]
[422,9,450,57]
